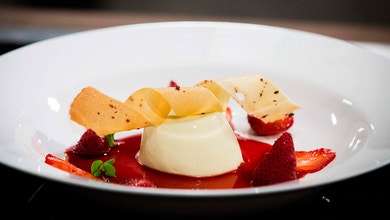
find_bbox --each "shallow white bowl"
[1,21,389,214]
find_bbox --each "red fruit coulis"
[65,133,272,189]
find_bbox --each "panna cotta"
[137,112,243,177]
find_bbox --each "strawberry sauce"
[65,133,272,189]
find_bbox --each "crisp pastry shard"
[147,86,223,116]
[69,74,300,136]
[69,87,154,136]
[196,74,300,123]
[70,86,224,136]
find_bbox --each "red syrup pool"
[65,133,272,189]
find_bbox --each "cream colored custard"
[137,112,243,177]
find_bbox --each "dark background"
[1,0,389,51]
[1,0,390,25]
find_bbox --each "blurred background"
[0,0,389,54]
[2,0,390,24]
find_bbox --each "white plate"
[1,21,390,214]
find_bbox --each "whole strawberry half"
[247,114,294,136]
[72,129,111,157]
[251,132,297,186]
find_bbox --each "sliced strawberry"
[45,154,99,180]
[248,114,294,136]
[72,129,111,157]
[251,132,297,186]
[296,148,336,178]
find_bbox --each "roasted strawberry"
[251,132,297,186]
[248,114,294,136]
[72,129,111,157]
[296,148,336,178]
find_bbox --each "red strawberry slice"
[295,148,336,178]
[45,153,99,180]
[248,114,294,136]
[72,129,111,157]
[251,132,297,186]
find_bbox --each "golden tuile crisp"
[195,79,232,109]
[70,86,224,136]
[153,86,223,116]
[69,87,154,136]
[125,87,171,126]
[69,74,300,136]
[124,87,223,121]
[204,74,300,123]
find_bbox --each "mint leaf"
[102,162,116,177]
[90,158,116,177]
[91,160,103,177]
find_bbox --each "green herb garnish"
[91,158,116,177]
[105,133,115,147]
